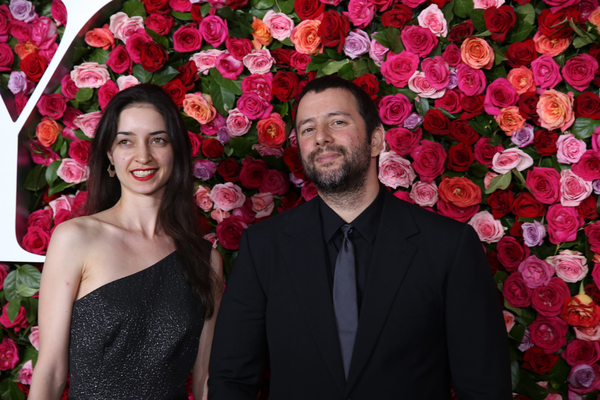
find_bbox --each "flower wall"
[1,0,600,398]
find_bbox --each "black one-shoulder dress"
[68,251,205,399]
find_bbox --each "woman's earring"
[107,164,116,178]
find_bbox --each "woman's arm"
[28,221,87,400]
[193,248,224,400]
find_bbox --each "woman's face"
[108,105,174,198]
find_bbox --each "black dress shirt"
[319,186,385,312]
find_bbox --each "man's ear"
[370,126,385,157]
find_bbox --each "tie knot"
[340,224,353,238]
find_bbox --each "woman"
[29,84,222,400]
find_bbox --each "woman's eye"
[118,139,130,145]
[153,137,167,144]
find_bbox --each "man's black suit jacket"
[208,190,512,400]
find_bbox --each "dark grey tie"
[333,223,358,379]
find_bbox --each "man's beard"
[302,141,372,196]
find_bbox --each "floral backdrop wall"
[0,0,600,397]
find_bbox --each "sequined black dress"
[68,251,205,399]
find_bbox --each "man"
[208,77,511,399]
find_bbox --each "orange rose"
[495,106,526,135]
[560,294,600,328]
[252,17,273,49]
[588,7,600,34]
[438,176,482,208]
[36,117,62,148]
[14,42,39,60]
[507,66,535,95]
[460,37,494,70]
[183,93,217,125]
[84,24,115,50]
[257,113,286,149]
[533,31,570,57]
[537,89,575,132]
[290,19,322,55]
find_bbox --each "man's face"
[295,88,374,195]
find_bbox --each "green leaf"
[572,117,600,140]
[209,68,243,95]
[443,0,455,25]
[3,271,18,301]
[253,0,275,9]
[474,30,491,37]
[228,137,254,158]
[75,88,93,102]
[24,165,47,192]
[485,172,512,194]
[517,3,536,25]
[279,0,295,14]
[510,360,520,391]
[321,60,349,76]
[17,265,42,289]
[171,11,192,20]
[17,284,38,298]
[485,65,507,81]
[507,20,534,44]
[489,133,503,146]
[45,160,61,185]
[337,62,355,80]
[491,44,508,65]
[374,27,403,54]
[73,129,92,142]
[48,181,76,196]
[133,64,153,83]
[88,48,111,64]
[217,8,254,39]
[146,28,169,49]
[122,0,146,18]
[415,97,429,117]
[573,35,594,48]
[0,380,25,400]
[509,323,526,343]
[469,162,488,178]
[201,3,211,16]
[73,47,92,63]
[353,58,370,77]
[454,0,474,19]
[209,81,236,116]
[151,66,179,86]
[6,300,20,323]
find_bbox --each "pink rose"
[557,134,587,164]
[106,44,132,74]
[532,277,570,316]
[474,0,506,8]
[409,180,439,207]
[0,338,19,371]
[563,54,599,91]
[57,158,89,184]
[547,250,588,283]
[199,15,228,48]
[529,316,568,354]
[251,193,274,218]
[17,360,33,385]
[575,322,600,341]
[211,208,231,224]
[191,49,224,75]
[369,37,389,66]
[73,111,102,138]
[124,29,152,64]
[539,89,575,131]
[227,108,252,137]
[263,11,294,41]
[380,51,419,88]
[401,25,438,57]
[109,12,144,43]
[560,169,592,207]
[173,24,202,53]
[491,148,534,174]
[28,326,39,350]
[31,16,57,49]
[484,78,519,116]
[71,62,109,89]
[460,37,494,69]
[377,151,417,189]
[468,211,505,243]
[483,171,499,189]
[49,194,74,217]
[211,183,246,211]
[237,92,273,120]
[203,233,218,248]
[504,310,516,332]
[417,4,447,37]
[526,167,561,205]
[116,75,140,91]
[421,56,450,90]
[518,255,555,289]
[546,204,584,244]
[216,53,244,80]
[408,72,444,99]
[385,127,422,155]
[243,49,275,75]
[343,0,376,28]
[531,55,563,90]
[410,139,447,182]
[194,190,212,216]
[0,303,28,332]
[378,93,412,126]
[456,63,487,96]
[503,272,532,307]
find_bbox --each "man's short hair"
[296,76,382,142]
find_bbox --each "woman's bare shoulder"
[48,213,116,254]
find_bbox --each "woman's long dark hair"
[84,84,216,318]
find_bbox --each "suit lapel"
[345,193,420,394]
[282,198,347,394]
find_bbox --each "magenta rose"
[378,93,412,126]
[483,78,519,116]
[237,93,273,120]
[0,303,28,332]
[531,54,563,90]
[0,43,13,72]
[385,127,422,155]
[572,151,600,181]
[526,167,561,205]
[380,51,419,88]
[562,53,599,91]
[259,169,290,195]
[68,140,91,165]
[421,56,449,90]
[215,53,244,80]
[199,15,228,48]
[474,137,503,167]
[0,338,19,371]
[518,255,555,289]
[562,340,600,366]
[173,24,202,53]
[106,44,132,74]
[37,93,67,119]
[503,272,532,307]
[497,236,530,272]
[226,37,253,61]
[98,79,118,110]
[343,0,376,28]
[442,43,462,67]
[401,25,438,57]
[456,63,487,96]
[546,204,584,244]
[216,216,248,250]
[27,209,52,232]
[586,222,600,253]
[531,277,570,317]
[529,316,568,354]
[410,139,446,182]
[242,73,273,101]
[22,226,50,255]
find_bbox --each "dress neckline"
[74,251,177,305]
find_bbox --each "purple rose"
[403,112,423,129]
[193,160,217,180]
[8,71,30,94]
[511,123,535,147]
[343,29,370,60]
[9,0,36,22]
[522,220,547,247]
[216,127,231,145]
[593,180,600,195]
[518,328,534,352]
[568,364,597,391]
[531,54,563,90]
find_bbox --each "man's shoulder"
[245,197,317,237]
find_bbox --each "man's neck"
[318,177,380,223]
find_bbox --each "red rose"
[259,170,290,196]
[533,129,558,156]
[352,73,379,100]
[503,272,531,307]
[140,41,168,72]
[145,13,174,36]
[578,195,599,220]
[487,188,514,219]
[290,51,312,74]
[561,294,600,329]
[22,226,50,255]
[283,147,304,179]
[317,10,350,52]
[162,78,187,108]
[504,39,538,68]
[574,92,600,119]
[176,60,199,90]
[484,6,516,42]
[538,7,579,39]
[294,0,325,20]
[586,283,600,305]
[21,52,47,82]
[240,157,269,189]
[423,109,450,135]
[510,220,523,239]
[585,222,600,253]
[188,132,202,158]
[72,191,88,218]
[447,144,474,172]
[270,48,294,68]
[69,140,91,165]
[525,167,560,205]
[435,89,462,114]
[529,316,568,354]
[449,120,479,145]
[27,209,52,232]
[460,95,485,119]
[562,340,600,366]
[278,191,305,212]
[142,0,171,15]
[381,4,413,28]
[436,200,479,223]
[225,37,252,61]
[98,80,118,110]
[226,0,249,10]
[523,347,559,374]
[497,236,528,271]
[272,71,300,102]
[512,192,546,218]
[217,158,241,183]
[448,20,474,43]
[385,127,422,156]
[54,209,72,228]
[191,4,203,23]
[106,44,132,74]
[532,277,570,317]
[202,138,224,159]
[216,216,248,250]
